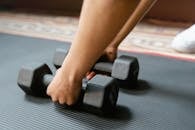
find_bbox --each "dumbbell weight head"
[93,55,139,88]
[17,63,52,97]
[83,75,119,114]
[112,55,139,87]
[53,48,68,69]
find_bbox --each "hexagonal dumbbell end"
[17,63,52,97]
[53,48,69,69]
[83,75,119,114]
[112,55,139,87]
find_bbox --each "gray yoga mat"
[0,33,195,130]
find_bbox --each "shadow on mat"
[24,95,50,104]
[120,79,152,95]
[54,104,132,129]
[152,84,195,104]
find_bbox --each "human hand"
[47,68,82,105]
[102,46,117,62]
[86,46,118,80]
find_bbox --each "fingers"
[86,47,116,80]
[58,96,66,105]
[48,90,68,105]
[47,88,67,105]
[47,87,80,106]
[51,96,58,103]
[104,48,117,62]
[101,46,117,62]
[86,71,96,80]
[46,85,52,96]
[49,92,71,105]
[106,51,117,61]
[66,97,76,106]
[47,86,58,103]
[46,79,80,106]
[58,94,78,105]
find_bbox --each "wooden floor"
[0,11,194,61]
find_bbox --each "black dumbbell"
[17,63,119,114]
[53,48,139,88]
[52,48,69,69]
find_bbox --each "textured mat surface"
[0,33,195,130]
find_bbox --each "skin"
[47,0,155,105]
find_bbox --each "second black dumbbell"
[53,48,139,88]
[17,63,119,115]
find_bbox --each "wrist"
[60,57,86,84]
[106,44,118,50]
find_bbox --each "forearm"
[62,0,138,80]
[109,0,157,48]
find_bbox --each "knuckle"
[59,98,66,105]
[46,84,54,96]
[51,96,58,102]
[46,88,51,95]
[66,99,74,106]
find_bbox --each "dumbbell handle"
[53,48,113,74]
[42,74,53,87]
[41,74,118,113]
[93,62,113,74]
[42,74,88,92]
